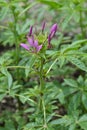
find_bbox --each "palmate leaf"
[68,57,87,72]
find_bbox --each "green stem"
[38,57,44,111]
[11,7,19,64]
[79,10,85,38]
[39,57,47,129]
[10,6,20,81]
[40,57,44,90]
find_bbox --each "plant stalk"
[10,6,20,81]
[38,57,47,128]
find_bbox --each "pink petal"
[20,43,29,51]
[50,31,55,39]
[27,37,34,47]
[36,45,42,52]
[34,40,38,48]
[50,23,58,33]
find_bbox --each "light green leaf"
[68,57,87,72]
[0,7,9,21]
[79,114,87,122]
[78,114,87,130]
[37,0,60,9]
[25,55,36,77]
[1,67,13,89]
[57,89,65,104]
[0,94,6,101]
[62,12,74,31]
[69,123,76,130]
[64,79,78,87]
[71,39,87,46]
[51,116,72,126]
[58,56,65,68]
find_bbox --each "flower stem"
[38,57,44,110]
[40,57,44,89]
[38,57,47,128]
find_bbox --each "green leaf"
[69,123,76,130]
[68,92,81,111]
[71,39,87,46]
[25,55,36,77]
[57,89,65,104]
[61,13,74,31]
[78,114,87,130]
[64,79,78,88]
[79,114,87,122]
[37,0,60,9]
[21,21,30,33]
[0,94,6,101]
[79,122,87,130]
[19,95,28,104]
[82,92,87,110]
[68,57,87,72]
[1,67,13,89]
[0,7,9,21]
[17,94,36,104]
[51,116,72,126]
[58,56,65,68]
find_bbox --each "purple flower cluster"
[20,26,42,53]
[20,22,58,53]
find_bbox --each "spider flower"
[48,23,58,45]
[42,21,46,33]
[28,26,33,36]
[20,37,42,53]
[50,23,58,35]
